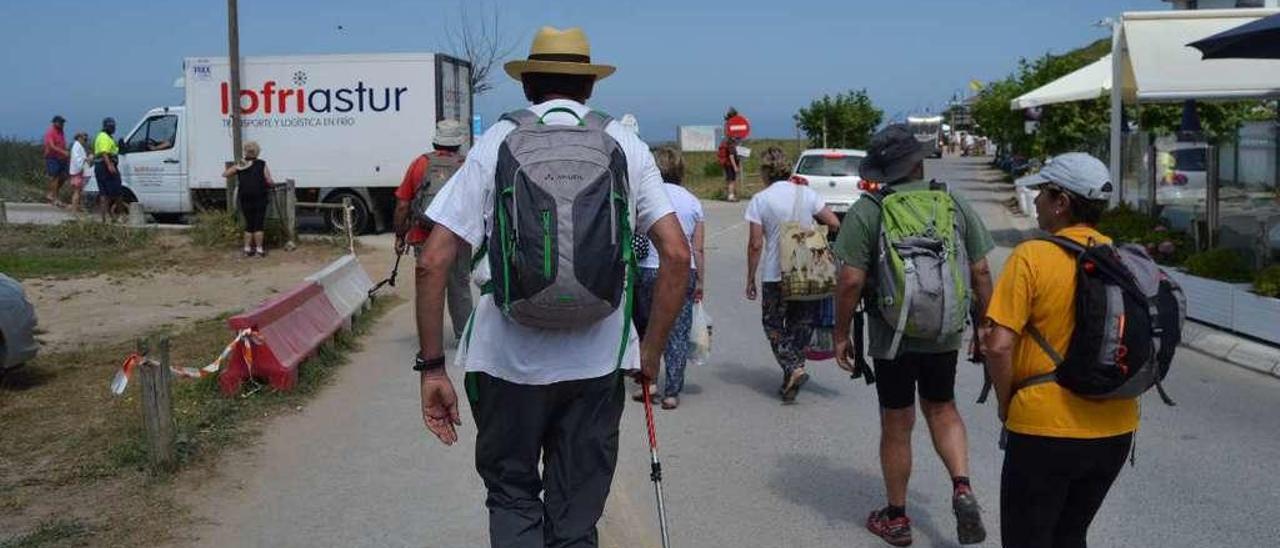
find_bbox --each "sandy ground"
[22,233,402,355]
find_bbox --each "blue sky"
[3,0,1160,143]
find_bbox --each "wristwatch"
[414,353,446,373]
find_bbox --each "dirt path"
[22,233,401,355]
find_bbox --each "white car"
[790,149,867,216]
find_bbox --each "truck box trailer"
[109,52,472,232]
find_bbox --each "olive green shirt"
[832,180,995,359]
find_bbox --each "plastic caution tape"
[110,329,261,395]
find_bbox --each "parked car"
[0,274,39,372]
[790,149,867,217]
[1156,144,1208,206]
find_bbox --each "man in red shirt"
[395,119,472,340]
[43,115,70,206]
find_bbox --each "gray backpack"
[411,151,463,226]
[486,108,633,330]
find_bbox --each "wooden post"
[284,179,297,251]
[138,337,176,471]
[0,200,7,224]
[226,0,243,212]
[342,196,355,255]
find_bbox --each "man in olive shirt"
[832,124,994,547]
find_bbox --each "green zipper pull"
[542,210,553,279]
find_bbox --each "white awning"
[1124,9,1280,101]
[1010,55,1112,110]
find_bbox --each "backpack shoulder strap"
[499,109,539,127]
[1036,235,1088,256]
[1012,325,1063,392]
[583,110,613,131]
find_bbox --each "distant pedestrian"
[718,134,741,201]
[221,141,274,257]
[93,117,124,222]
[394,119,472,341]
[982,153,1139,548]
[744,146,840,403]
[413,26,689,547]
[632,146,705,410]
[67,132,92,213]
[832,124,994,547]
[43,115,69,207]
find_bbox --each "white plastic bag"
[688,302,712,366]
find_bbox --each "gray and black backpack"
[411,151,464,227]
[486,108,634,330]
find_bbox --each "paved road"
[183,157,1280,547]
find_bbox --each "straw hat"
[503,27,616,81]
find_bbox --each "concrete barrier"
[220,282,343,395]
[305,254,374,321]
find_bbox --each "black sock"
[952,476,971,491]
[884,504,906,519]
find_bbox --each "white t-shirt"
[639,183,702,270]
[744,181,825,283]
[69,140,91,176]
[425,99,675,385]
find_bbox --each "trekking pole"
[640,378,672,548]
[368,247,405,297]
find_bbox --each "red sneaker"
[866,507,913,546]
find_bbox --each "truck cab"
[118,106,189,217]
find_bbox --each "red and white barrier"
[305,254,373,321]
[219,282,343,395]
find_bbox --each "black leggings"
[240,196,267,233]
[1001,431,1132,548]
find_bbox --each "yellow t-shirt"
[94,131,118,157]
[986,225,1140,439]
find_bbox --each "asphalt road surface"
[185,157,1280,548]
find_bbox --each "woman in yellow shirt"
[982,153,1135,548]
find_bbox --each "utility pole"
[226,0,243,210]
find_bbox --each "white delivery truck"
[112,53,472,232]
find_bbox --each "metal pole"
[1109,20,1124,207]
[1206,144,1219,249]
[226,0,243,212]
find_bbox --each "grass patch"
[189,209,294,249]
[680,138,808,201]
[0,222,160,279]
[0,295,402,545]
[0,518,91,548]
[0,137,44,203]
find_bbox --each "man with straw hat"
[412,26,691,547]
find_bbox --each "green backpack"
[865,181,971,358]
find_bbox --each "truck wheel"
[323,192,372,235]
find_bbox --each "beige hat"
[433,119,465,147]
[503,27,616,81]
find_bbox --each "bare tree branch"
[441,2,521,96]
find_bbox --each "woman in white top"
[631,146,704,409]
[744,147,840,403]
[67,132,92,213]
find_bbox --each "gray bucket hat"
[859,124,927,184]
[433,119,466,147]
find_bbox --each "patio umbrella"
[1188,12,1280,59]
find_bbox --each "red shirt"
[395,154,432,245]
[43,125,68,160]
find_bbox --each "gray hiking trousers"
[466,370,625,548]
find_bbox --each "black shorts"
[872,351,958,409]
[723,164,738,181]
[94,162,123,198]
[239,196,268,232]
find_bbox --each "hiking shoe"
[866,507,913,547]
[780,368,809,404]
[953,487,987,545]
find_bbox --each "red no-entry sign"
[726,114,751,139]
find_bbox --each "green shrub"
[1254,265,1280,298]
[36,220,155,250]
[189,209,289,248]
[701,161,722,177]
[1098,204,1192,265]
[0,137,46,201]
[1183,248,1253,283]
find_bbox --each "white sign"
[678,125,719,152]
[736,146,751,158]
